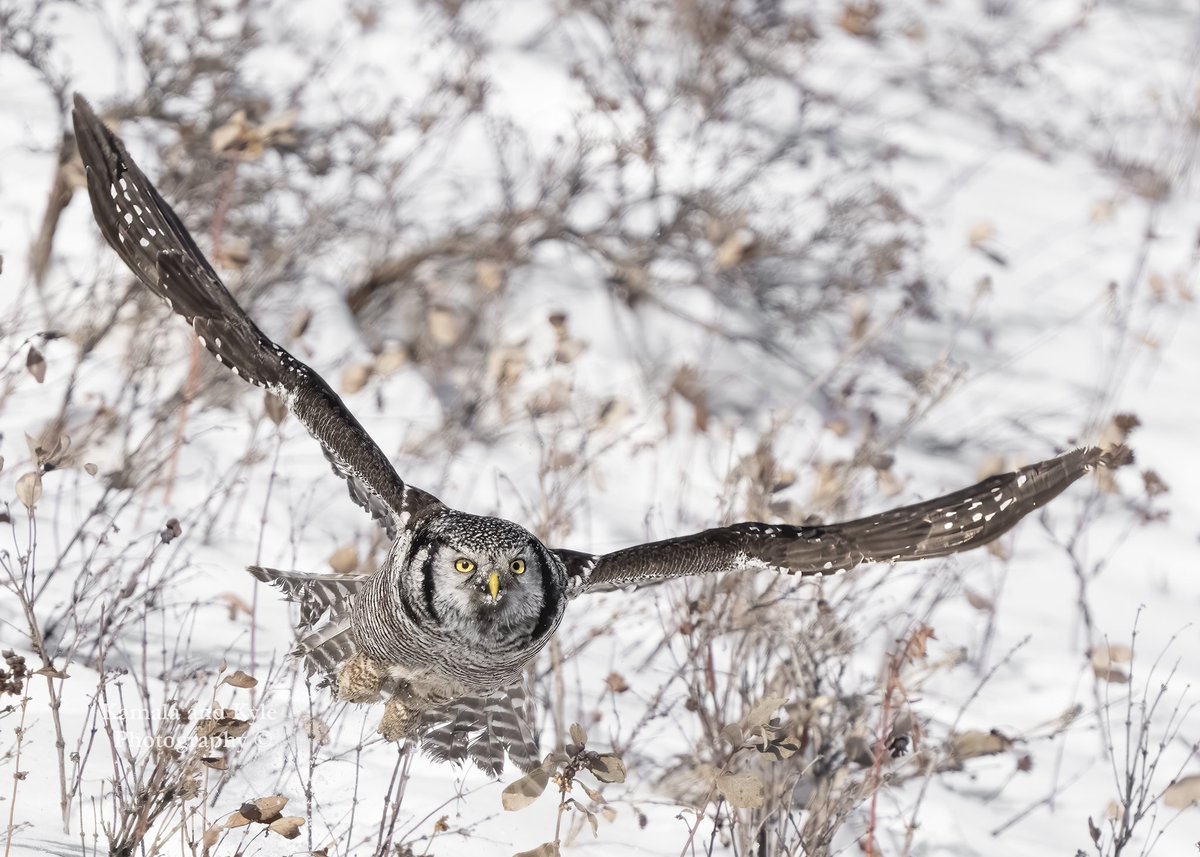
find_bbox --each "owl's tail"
[420,682,542,776]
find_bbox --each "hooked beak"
[487,572,500,601]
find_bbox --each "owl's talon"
[378,696,420,742]
[337,652,385,703]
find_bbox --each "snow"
[2,0,1198,855]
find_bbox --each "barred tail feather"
[419,684,541,776]
[487,682,541,773]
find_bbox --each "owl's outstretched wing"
[554,446,1126,594]
[72,95,443,535]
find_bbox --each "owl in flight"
[72,95,1123,776]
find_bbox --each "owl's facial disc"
[450,551,528,608]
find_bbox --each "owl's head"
[419,511,548,626]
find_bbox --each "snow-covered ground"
[2,1,1198,854]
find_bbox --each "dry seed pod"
[16,472,42,509]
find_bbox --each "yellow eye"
[454,558,475,574]
[510,559,526,575]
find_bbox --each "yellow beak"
[488,572,500,601]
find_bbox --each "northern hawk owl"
[72,95,1122,775]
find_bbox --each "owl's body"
[251,511,567,771]
[72,95,1126,776]
[353,512,565,694]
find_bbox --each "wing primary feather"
[71,94,443,535]
[556,446,1127,592]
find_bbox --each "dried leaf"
[251,795,287,823]
[904,624,936,661]
[290,308,312,339]
[569,723,587,746]
[16,472,42,509]
[1091,643,1132,683]
[555,337,586,364]
[303,716,330,746]
[564,809,586,848]
[825,417,850,438]
[741,696,787,735]
[588,754,626,784]
[1088,815,1101,844]
[33,665,69,679]
[212,111,256,158]
[83,462,98,476]
[968,220,995,247]
[949,729,1012,760]
[487,345,527,389]
[264,392,287,426]
[670,366,709,431]
[220,592,252,620]
[427,306,466,346]
[201,754,228,771]
[373,344,407,377]
[26,346,46,383]
[849,296,871,341]
[502,765,551,811]
[476,260,505,292]
[716,771,765,809]
[604,672,629,694]
[328,545,359,574]
[1141,469,1169,497]
[267,816,304,839]
[1098,413,1140,449]
[1162,773,1200,809]
[715,228,756,270]
[528,379,570,416]
[202,824,222,848]
[196,710,250,740]
[838,0,880,37]
[341,363,373,394]
[1104,644,1132,663]
[964,588,994,612]
[226,719,252,739]
[211,109,298,162]
[225,810,252,829]
[222,670,258,689]
[513,843,560,857]
[754,730,800,761]
[596,397,630,430]
[214,236,250,271]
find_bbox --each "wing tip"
[72,92,94,119]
